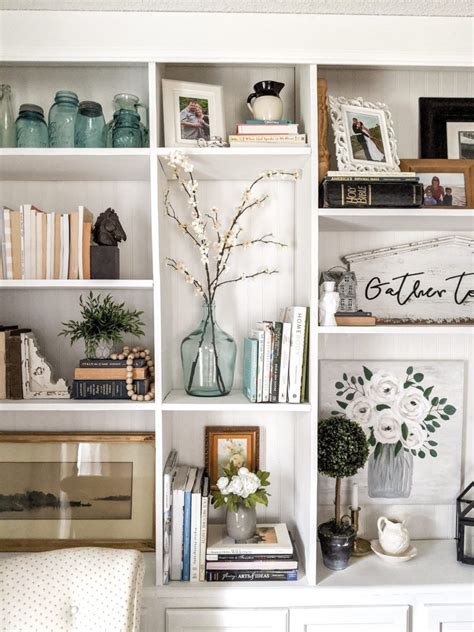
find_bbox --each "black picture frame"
[419,97,474,158]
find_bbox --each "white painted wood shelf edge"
[0,280,154,289]
[0,400,157,411]
[162,389,311,412]
[318,326,474,335]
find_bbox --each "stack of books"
[335,310,376,326]
[243,306,309,404]
[321,171,424,208]
[0,324,31,400]
[0,205,93,280]
[228,120,306,147]
[72,356,151,399]
[206,523,297,582]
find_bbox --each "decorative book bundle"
[229,120,306,147]
[321,172,424,208]
[243,306,309,404]
[72,355,152,400]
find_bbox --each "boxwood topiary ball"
[318,415,369,479]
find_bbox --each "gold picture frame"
[400,159,474,208]
[205,426,260,489]
[0,432,155,552]
[318,78,330,183]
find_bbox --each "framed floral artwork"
[205,426,259,488]
[319,361,463,504]
[0,432,155,552]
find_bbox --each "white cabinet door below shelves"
[291,605,409,632]
[166,608,288,632]
[427,604,474,631]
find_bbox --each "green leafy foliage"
[59,292,145,358]
[211,463,271,513]
[318,416,369,479]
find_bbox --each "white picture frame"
[447,121,474,159]
[162,79,225,147]
[328,95,400,172]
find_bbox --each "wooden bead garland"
[110,345,155,401]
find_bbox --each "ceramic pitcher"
[377,516,410,555]
[247,80,284,121]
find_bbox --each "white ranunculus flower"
[401,423,428,451]
[373,411,402,444]
[395,387,430,422]
[227,475,244,497]
[238,467,249,476]
[367,371,403,404]
[346,396,375,429]
[216,476,230,495]
[239,470,260,498]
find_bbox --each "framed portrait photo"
[419,97,474,159]
[0,432,155,552]
[205,426,259,488]
[162,79,225,147]
[400,159,474,208]
[328,96,400,172]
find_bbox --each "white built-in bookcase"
[0,51,473,595]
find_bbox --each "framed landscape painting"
[0,432,155,551]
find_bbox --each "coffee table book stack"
[229,120,306,147]
[72,356,151,399]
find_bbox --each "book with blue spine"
[243,337,258,403]
[182,466,197,581]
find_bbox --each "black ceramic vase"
[318,521,356,571]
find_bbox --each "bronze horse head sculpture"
[92,208,127,247]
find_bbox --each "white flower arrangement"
[332,365,457,460]
[212,465,270,513]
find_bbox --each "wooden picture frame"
[0,432,155,552]
[317,79,330,183]
[400,159,474,208]
[205,426,260,488]
[419,97,474,159]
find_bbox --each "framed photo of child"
[162,79,225,147]
[400,159,474,209]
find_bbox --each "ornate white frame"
[328,95,400,172]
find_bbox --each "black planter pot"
[318,521,356,571]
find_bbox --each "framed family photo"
[328,95,400,172]
[205,426,259,488]
[0,432,155,552]
[400,159,474,208]
[419,97,474,159]
[162,79,225,147]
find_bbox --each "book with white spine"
[60,214,69,280]
[46,212,55,280]
[284,306,307,403]
[2,208,13,280]
[278,321,292,402]
[78,205,93,279]
[252,323,273,402]
[162,449,178,585]
[190,467,204,582]
[199,476,209,582]
[171,465,190,581]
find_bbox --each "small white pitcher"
[377,516,410,555]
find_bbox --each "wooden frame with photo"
[400,159,474,208]
[162,79,225,147]
[205,426,260,488]
[328,95,400,172]
[0,432,155,552]
[419,97,474,159]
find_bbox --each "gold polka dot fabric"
[0,547,145,631]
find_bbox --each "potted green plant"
[318,415,369,570]
[211,464,270,542]
[60,292,145,359]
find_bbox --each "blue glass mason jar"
[16,104,48,148]
[48,90,79,147]
[74,101,105,148]
[112,109,142,148]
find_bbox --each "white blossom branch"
[215,268,279,289]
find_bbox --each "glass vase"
[226,504,257,542]
[48,90,79,147]
[0,84,16,147]
[16,104,48,148]
[368,443,413,498]
[181,301,236,397]
[74,101,105,148]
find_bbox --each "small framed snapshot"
[205,426,259,488]
[162,79,225,147]
[0,432,155,552]
[400,159,474,208]
[420,97,474,159]
[328,95,399,172]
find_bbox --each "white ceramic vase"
[319,281,340,326]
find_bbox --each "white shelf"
[162,389,311,412]
[0,148,150,181]
[157,147,311,180]
[0,400,156,412]
[0,280,154,289]
[318,325,473,335]
[319,208,474,232]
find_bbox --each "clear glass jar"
[16,104,48,148]
[105,93,148,147]
[48,90,79,147]
[0,84,16,147]
[74,101,105,148]
[112,109,142,148]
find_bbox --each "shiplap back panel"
[321,67,474,164]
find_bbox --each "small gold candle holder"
[350,506,371,557]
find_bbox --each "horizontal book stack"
[72,356,151,399]
[206,523,297,582]
[335,310,376,326]
[228,119,306,147]
[0,324,32,400]
[243,306,309,404]
[321,171,424,208]
[0,205,93,280]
